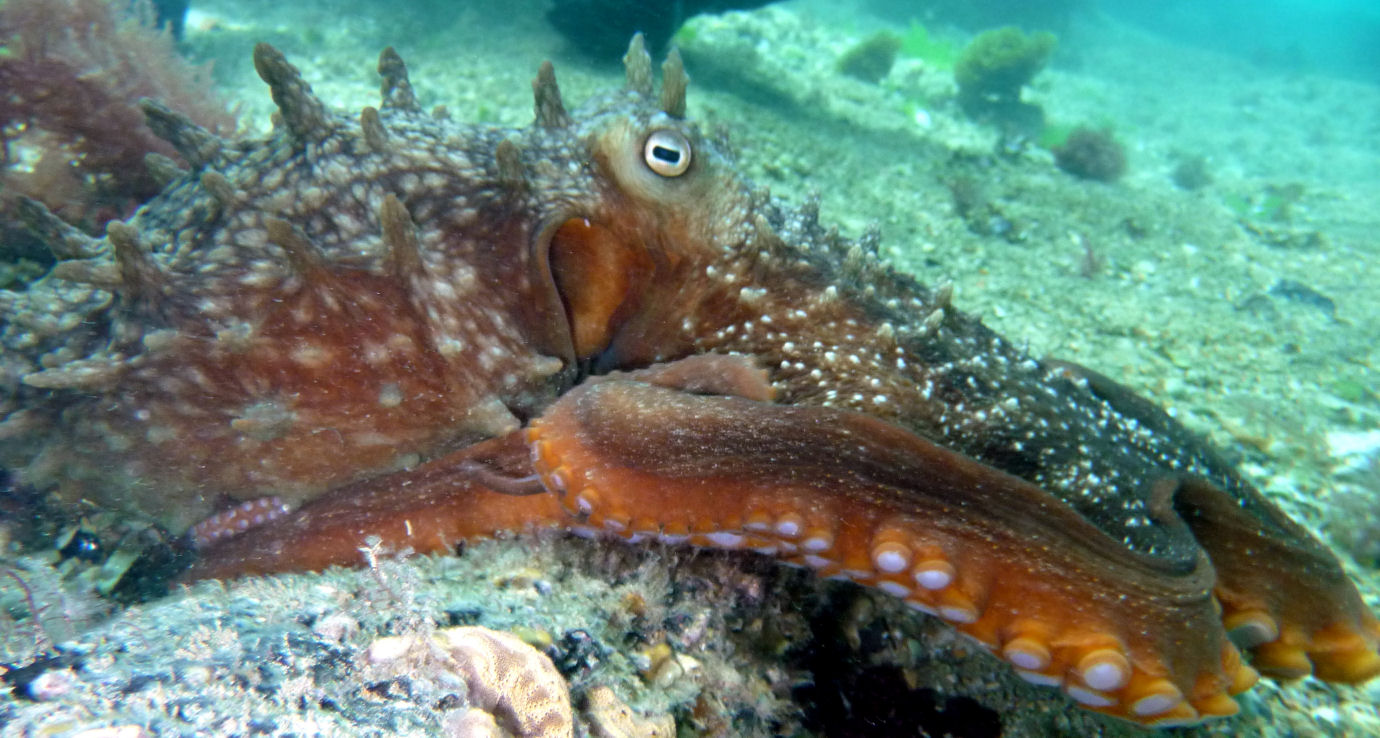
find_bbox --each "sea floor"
[3,0,1379,735]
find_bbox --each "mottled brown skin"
[3,40,1378,727]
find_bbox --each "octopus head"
[537,37,751,367]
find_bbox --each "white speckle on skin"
[378,383,404,408]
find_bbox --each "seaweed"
[0,0,237,249]
[953,26,1056,133]
[838,32,902,84]
[1225,183,1305,223]
[898,21,959,70]
[1052,126,1126,182]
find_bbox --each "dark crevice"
[792,592,1003,737]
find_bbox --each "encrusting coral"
[0,0,236,244]
[367,626,576,738]
[582,685,676,738]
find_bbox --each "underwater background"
[1,0,1378,735]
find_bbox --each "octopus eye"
[643,129,692,177]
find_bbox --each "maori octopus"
[1,37,1378,727]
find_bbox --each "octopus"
[1,37,1377,728]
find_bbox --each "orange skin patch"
[124,272,481,504]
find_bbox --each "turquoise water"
[1102,0,1380,82]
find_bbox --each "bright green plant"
[899,21,959,70]
[1037,121,1076,149]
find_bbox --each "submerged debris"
[546,0,775,58]
[1269,278,1338,319]
[1171,154,1213,190]
[366,626,576,738]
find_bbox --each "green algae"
[898,21,959,70]
[954,26,1057,102]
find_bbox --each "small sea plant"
[954,27,1057,97]
[1053,126,1127,182]
[838,32,903,84]
[898,21,959,70]
[953,26,1056,132]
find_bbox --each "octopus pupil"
[651,145,679,164]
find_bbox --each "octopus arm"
[184,431,567,580]
[1174,478,1380,683]
[1051,360,1380,683]
[525,358,1257,726]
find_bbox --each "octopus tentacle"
[185,356,775,580]
[184,432,567,581]
[586,353,775,400]
[524,361,1259,726]
[188,497,292,550]
[1050,361,1380,683]
[1174,478,1380,683]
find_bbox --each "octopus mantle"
[2,38,1377,727]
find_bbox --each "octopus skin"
[1,37,1377,727]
